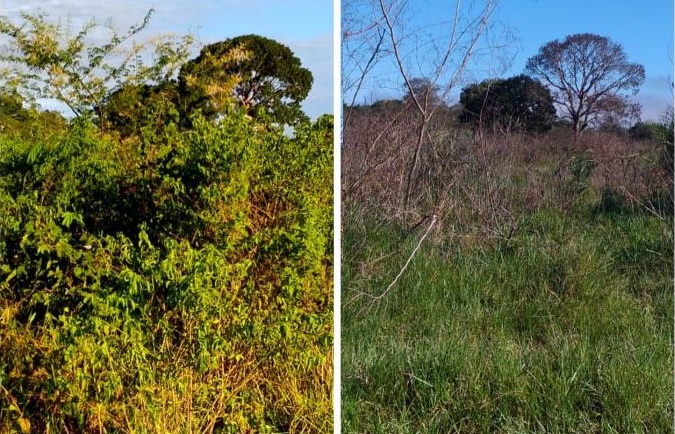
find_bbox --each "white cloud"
[2,0,153,26]
[632,74,672,122]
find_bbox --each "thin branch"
[344,28,386,128]
[354,214,437,313]
[378,0,425,116]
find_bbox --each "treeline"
[347,33,671,143]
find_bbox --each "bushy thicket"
[0,111,333,433]
[343,103,672,236]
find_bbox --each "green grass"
[342,206,673,433]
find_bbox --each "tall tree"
[459,74,556,134]
[525,33,645,143]
[178,35,313,125]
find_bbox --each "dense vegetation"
[0,10,333,434]
[342,98,673,432]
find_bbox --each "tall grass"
[342,110,673,433]
[343,207,672,433]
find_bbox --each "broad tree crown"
[525,33,645,142]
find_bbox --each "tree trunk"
[572,117,582,147]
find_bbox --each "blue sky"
[0,0,333,119]
[345,0,673,121]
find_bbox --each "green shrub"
[0,112,333,433]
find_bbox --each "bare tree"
[342,0,389,128]
[525,33,645,144]
[382,0,500,216]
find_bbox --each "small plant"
[594,186,632,215]
[568,153,596,191]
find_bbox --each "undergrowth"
[0,113,333,433]
[342,120,673,433]
[343,205,672,433]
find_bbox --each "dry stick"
[359,215,437,313]
[346,214,438,309]
[343,28,386,129]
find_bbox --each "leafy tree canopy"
[178,35,313,125]
[1,11,315,135]
[101,81,182,137]
[459,74,557,134]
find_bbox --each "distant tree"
[0,91,67,138]
[369,99,405,113]
[178,35,313,125]
[459,74,556,134]
[343,99,405,117]
[0,91,30,128]
[403,77,444,108]
[629,120,669,141]
[525,33,645,143]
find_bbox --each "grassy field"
[341,123,673,433]
[343,206,672,433]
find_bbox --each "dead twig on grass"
[349,214,437,315]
